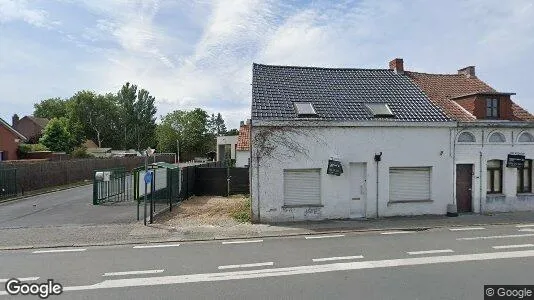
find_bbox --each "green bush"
[232,197,251,223]
[18,143,49,158]
[71,146,93,158]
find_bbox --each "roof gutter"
[252,119,457,128]
[458,121,534,128]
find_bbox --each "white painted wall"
[236,150,250,167]
[216,136,238,161]
[250,124,455,223]
[454,127,534,213]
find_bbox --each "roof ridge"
[405,70,465,77]
[253,63,391,72]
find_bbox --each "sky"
[1,0,533,130]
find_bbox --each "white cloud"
[0,0,58,28]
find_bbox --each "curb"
[0,220,532,251]
[0,182,92,205]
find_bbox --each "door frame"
[455,163,474,213]
[349,162,367,218]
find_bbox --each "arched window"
[458,132,476,143]
[518,132,534,143]
[488,132,506,143]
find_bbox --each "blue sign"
[144,171,153,184]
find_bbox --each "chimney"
[12,114,19,127]
[458,66,476,78]
[389,58,404,74]
[240,121,245,127]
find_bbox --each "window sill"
[282,204,324,208]
[517,193,534,196]
[388,200,433,204]
[487,193,505,197]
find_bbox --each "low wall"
[0,156,174,192]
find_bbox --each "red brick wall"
[0,125,20,160]
[454,95,514,120]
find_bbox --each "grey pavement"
[0,184,137,229]
[1,224,534,299]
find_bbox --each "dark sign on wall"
[507,153,526,168]
[327,159,343,176]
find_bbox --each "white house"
[407,65,534,214]
[250,61,457,223]
[216,135,238,162]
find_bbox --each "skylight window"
[294,102,317,117]
[365,103,395,118]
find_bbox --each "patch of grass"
[232,197,251,223]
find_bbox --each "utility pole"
[176,140,180,164]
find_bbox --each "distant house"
[12,115,49,143]
[216,135,238,162]
[82,140,99,149]
[0,118,26,160]
[236,120,251,167]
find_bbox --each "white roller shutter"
[284,169,321,206]
[389,167,431,202]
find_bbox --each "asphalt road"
[0,184,137,228]
[1,223,534,299]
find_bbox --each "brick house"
[0,118,27,161]
[12,115,49,144]
[236,120,250,167]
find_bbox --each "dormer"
[451,92,516,121]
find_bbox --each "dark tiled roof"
[252,64,451,122]
[236,124,250,151]
[27,116,50,128]
[406,71,534,122]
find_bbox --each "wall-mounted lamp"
[374,152,382,162]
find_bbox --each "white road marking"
[449,227,485,231]
[407,249,454,255]
[518,228,534,232]
[457,233,534,241]
[492,244,534,249]
[305,234,345,239]
[312,255,364,262]
[12,249,531,295]
[218,262,274,270]
[32,248,87,254]
[133,244,180,249]
[103,270,164,277]
[222,239,263,245]
[0,277,39,283]
[380,231,413,235]
[516,224,534,228]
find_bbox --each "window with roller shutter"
[283,169,321,206]
[389,167,431,202]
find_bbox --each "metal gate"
[92,168,133,205]
[0,168,18,200]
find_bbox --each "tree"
[39,118,75,152]
[215,113,227,135]
[227,128,239,135]
[68,91,119,148]
[116,82,157,150]
[34,98,69,119]
[156,108,214,161]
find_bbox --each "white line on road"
[133,244,180,249]
[0,277,39,283]
[407,249,454,255]
[516,224,534,228]
[457,234,534,241]
[32,248,87,254]
[222,239,263,245]
[218,262,274,270]
[305,234,345,239]
[449,227,485,231]
[380,231,413,235]
[492,244,534,249]
[103,270,164,277]
[20,249,534,295]
[312,255,364,262]
[518,228,534,232]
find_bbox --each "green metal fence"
[0,168,18,200]
[92,167,133,205]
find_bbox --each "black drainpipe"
[374,152,382,218]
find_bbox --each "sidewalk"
[1,212,534,250]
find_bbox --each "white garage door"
[284,169,321,206]
[389,167,431,202]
